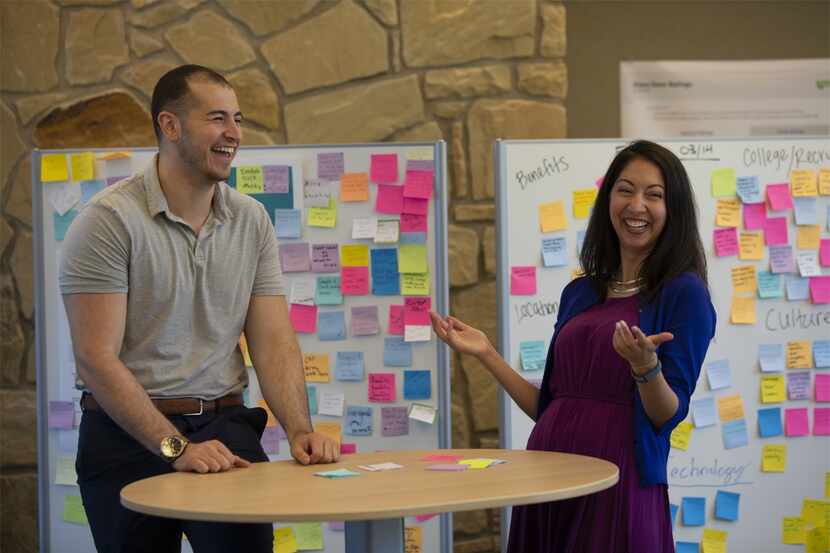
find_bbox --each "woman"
[431,140,716,552]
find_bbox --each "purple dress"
[507,295,674,553]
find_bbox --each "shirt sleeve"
[251,203,285,296]
[59,204,130,295]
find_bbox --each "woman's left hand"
[612,320,674,375]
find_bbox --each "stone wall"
[0,1,567,551]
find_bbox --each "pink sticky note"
[404,297,431,326]
[375,184,404,214]
[403,170,434,199]
[422,454,464,462]
[416,514,438,522]
[784,407,809,436]
[767,183,794,211]
[743,203,766,230]
[328,521,345,531]
[48,400,75,429]
[401,213,428,232]
[368,372,396,402]
[289,304,318,333]
[820,239,830,267]
[370,154,398,184]
[402,197,429,216]
[341,266,369,295]
[814,408,830,436]
[763,217,788,246]
[388,305,404,335]
[810,276,830,304]
[426,464,468,471]
[595,176,604,188]
[340,443,357,454]
[713,227,738,257]
[511,266,537,295]
[816,374,830,402]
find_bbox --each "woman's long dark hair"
[579,140,707,303]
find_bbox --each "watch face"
[161,436,185,458]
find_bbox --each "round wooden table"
[122,448,618,552]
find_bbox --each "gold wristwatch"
[159,435,189,463]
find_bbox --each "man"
[60,64,339,553]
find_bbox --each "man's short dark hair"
[151,64,232,142]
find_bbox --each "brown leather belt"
[80,392,244,416]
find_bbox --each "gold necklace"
[609,277,643,295]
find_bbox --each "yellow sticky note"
[257,399,277,427]
[762,444,786,472]
[825,472,830,498]
[783,517,806,545]
[797,225,821,250]
[738,233,764,260]
[239,334,252,367]
[786,341,812,369]
[538,201,567,232]
[791,169,818,197]
[730,295,756,324]
[760,375,786,404]
[731,265,757,293]
[806,526,829,553]
[292,522,324,550]
[341,244,369,267]
[274,527,298,553]
[716,198,741,227]
[308,201,337,228]
[340,172,369,202]
[670,421,693,451]
[405,526,423,553]
[802,499,830,528]
[717,394,744,422]
[712,168,737,197]
[70,152,95,181]
[406,147,433,161]
[819,168,830,196]
[459,458,494,469]
[63,495,88,525]
[303,353,330,383]
[702,528,728,553]
[400,273,430,296]
[315,421,341,445]
[55,455,78,486]
[98,151,131,161]
[572,188,598,219]
[398,244,428,274]
[236,166,264,194]
[41,153,69,182]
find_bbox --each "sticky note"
[787,341,812,369]
[69,153,96,181]
[691,397,717,428]
[715,490,740,521]
[769,245,795,274]
[374,219,399,244]
[289,279,315,306]
[681,496,706,526]
[315,421,341,445]
[402,196,428,216]
[274,209,301,238]
[315,276,342,305]
[743,202,766,230]
[520,341,547,371]
[761,375,786,403]
[376,184,403,214]
[388,304,404,335]
[261,165,289,194]
[384,336,412,367]
[307,198,337,228]
[403,170,434,200]
[821,239,830,267]
[767,182,794,210]
[783,517,806,544]
[731,265,757,293]
[79,179,105,205]
[381,406,409,436]
[711,168,736,197]
[400,231,426,244]
[340,172,369,202]
[791,169,818,196]
[311,243,340,273]
[303,353,330,383]
[340,244,370,267]
[763,217,788,246]
[344,405,373,436]
[757,271,782,298]
[403,297,431,326]
[55,455,78,486]
[318,311,346,341]
[370,153,398,184]
[722,419,748,449]
[368,372,396,402]
[273,527,298,553]
[730,295,755,324]
[53,209,79,242]
[335,351,364,382]
[400,273,429,295]
[404,324,430,343]
[63,495,88,525]
[814,407,830,435]
[670,421,693,451]
[759,343,785,373]
[807,527,829,553]
[758,407,783,437]
[816,374,830,402]
[318,390,345,417]
[798,225,821,250]
[786,277,810,301]
[280,243,311,273]
[811,275,830,303]
[236,166,264,194]
[42,153,69,182]
[317,152,344,181]
[261,427,280,454]
[736,175,762,203]
[785,407,809,436]
[408,402,437,424]
[813,340,830,368]
[538,201,567,232]
[315,468,358,479]
[510,266,537,295]
[572,188,597,218]
[762,444,786,472]
[541,236,568,267]
[427,464,467,472]
[787,371,811,400]
[398,244,428,274]
[798,251,821,277]
[716,198,741,227]
[702,529,727,553]
[676,542,699,553]
[801,499,830,527]
[706,359,731,390]
[341,266,369,295]
[738,233,764,260]
[352,217,377,239]
[293,522,324,551]
[794,197,819,225]
[351,305,379,336]
[48,400,75,429]
[306,385,317,415]
[404,526,422,553]
[717,394,744,422]
[289,304,317,333]
[713,227,738,256]
[404,370,432,400]
[371,248,400,295]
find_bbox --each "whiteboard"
[495,137,830,552]
[34,142,451,553]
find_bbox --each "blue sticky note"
[53,209,78,242]
[793,197,818,225]
[722,419,748,449]
[759,343,784,373]
[757,271,782,299]
[400,232,427,244]
[813,340,830,368]
[344,405,373,436]
[318,311,346,341]
[315,276,342,305]
[403,370,431,400]
[371,248,400,295]
[714,490,740,521]
[706,359,731,390]
[335,351,364,381]
[79,179,105,205]
[669,503,679,527]
[676,542,699,553]
[786,277,810,301]
[736,175,762,204]
[681,497,706,526]
[576,230,586,255]
[758,407,783,437]
[541,236,567,267]
[691,397,717,428]
[520,341,546,371]
[383,337,412,367]
[307,385,317,415]
[250,189,294,223]
[275,209,301,238]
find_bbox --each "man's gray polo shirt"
[59,156,285,399]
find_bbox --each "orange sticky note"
[303,353,330,382]
[786,341,811,369]
[257,399,277,427]
[738,233,764,260]
[538,201,567,232]
[41,154,69,182]
[797,225,820,250]
[717,394,745,422]
[340,172,369,202]
[819,168,830,195]
[730,295,756,324]
[239,334,252,367]
[405,526,422,553]
[791,169,818,197]
[716,198,741,227]
[98,151,131,161]
[315,421,341,445]
[731,265,757,293]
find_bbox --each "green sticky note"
[293,522,324,550]
[398,244,428,274]
[55,455,77,486]
[711,168,737,197]
[63,494,88,525]
[236,165,264,194]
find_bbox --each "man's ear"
[157,111,181,142]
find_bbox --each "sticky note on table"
[730,295,755,324]
[292,522,324,551]
[759,343,785,372]
[340,172,369,202]
[691,397,717,428]
[341,266,369,295]
[713,227,738,256]
[717,394,744,421]
[731,265,757,293]
[318,311,346,341]
[758,407,783,437]
[572,188,597,218]
[520,341,546,371]
[280,242,311,272]
[398,244,428,274]
[404,370,431,400]
[63,494,88,525]
[510,266,537,295]
[368,372,396,402]
[722,419,748,449]
[761,375,785,403]
[791,169,818,196]
[743,202,766,230]
[716,198,741,227]
[384,336,412,367]
[538,201,567,232]
[303,353,330,382]
[711,168,736,197]
[785,407,809,436]
[370,153,398,184]
[541,236,567,267]
[315,276,342,305]
[344,405,373,436]
[335,351,364,381]
[275,209,301,238]
[762,444,786,472]
[681,496,706,526]
[794,197,819,225]
[315,468,359,479]
[42,153,69,182]
[715,490,740,521]
[787,341,812,369]
[767,182,794,210]
[769,245,794,273]
[783,517,806,545]
[670,421,693,451]
[706,359,731,390]
[736,175,762,203]
[376,184,404,214]
[738,233,764,260]
[763,217,788,246]
[381,406,409,436]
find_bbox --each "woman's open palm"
[429,311,492,358]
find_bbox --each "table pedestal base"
[345,518,404,553]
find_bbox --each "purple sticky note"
[106,175,128,187]
[403,170,434,200]
[787,371,811,400]
[511,266,537,295]
[261,426,280,454]
[811,276,830,304]
[388,305,404,335]
[311,244,340,273]
[784,407,809,436]
[351,305,380,336]
[370,154,398,184]
[763,217,788,246]
[713,228,738,257]
[341,266,369,295]
[289,304,318,333]
[317,152,344,181]
[263,165,290,193]
[328,521,345,531]
[48,400,75,430]
[743,203,766,230]
[401,213,428,233]
[817,374,830,402]
[769,245,795,274]
[407,159,433,172]
[381,406,409,436]
[402,196,429,216]
[814,408,830,436]
[766,183,793,211]
[426,464,468,472]
[368,373,396,402]
[279,242,311,272]
[375,184,404,214]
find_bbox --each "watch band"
[631,359,662,384]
